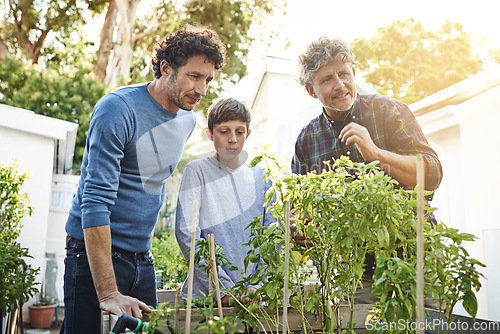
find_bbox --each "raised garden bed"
[102,290,373,333]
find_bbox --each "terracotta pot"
[28,304,56,329]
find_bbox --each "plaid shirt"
[292,94,443,194]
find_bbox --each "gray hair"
[298,37,356,86]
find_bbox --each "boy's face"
[206,120,250,169]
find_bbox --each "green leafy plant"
[235,151,485,334]
[151,234,188,290]
[146,149,485,334]
[0,161,39,315]
[143,302,179,334]
[32,283,56,306]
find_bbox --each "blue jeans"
[62,237,157,334]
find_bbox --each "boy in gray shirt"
[175,97,275,305]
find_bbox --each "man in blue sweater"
[63,25,226,333]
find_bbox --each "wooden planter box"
[102,290,372,333]
[101,290,500,333]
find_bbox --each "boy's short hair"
[207,97,251,133]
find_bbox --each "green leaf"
[377,225,390,248]
[462,290,478,320]
[265,283,276,299]
[249,155,263,167]
[249,255,260,263]
[259,241,273,256]
[291,250,303,265]
[305,296,315,312]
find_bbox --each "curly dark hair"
[151,25,226,78]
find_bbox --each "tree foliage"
[119,0,285,111]
[350,19,483,104]
[0,57,106,169]
[0,0,285,170]
[0,0,108,63]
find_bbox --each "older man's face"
[306,56,357,120]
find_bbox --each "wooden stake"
[283,202,291,334]
[174,283,182,331]
[208,234,214,334]
[185,200,198,334]
[210,234,224,320]
[416,155,425,334]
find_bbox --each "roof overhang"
[411,65,500,117]
[0,104,79,174]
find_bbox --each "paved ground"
[23,320,62,334]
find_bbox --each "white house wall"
[48,174,80,305]
[417,84,500,321]
[250,72,323,171]
[0,126,55,306]
[460,91,500,321]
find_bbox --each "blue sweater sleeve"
[81,93,134,229]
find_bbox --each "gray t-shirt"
[175,156,275,300]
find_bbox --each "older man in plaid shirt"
[292,37,442,196]
[291,37,443,305]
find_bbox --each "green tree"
[108,0,285,111]
[0,0,108,63]
[351,19,483,104]
[0,58,106,169]
[0,0,286,169]
[489,47,500,64]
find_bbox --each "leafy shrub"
[151,233,188,290]
[0,161,39,315]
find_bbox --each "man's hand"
[339,122,380,162]
[242,287,261,304]
[340,122,421,187]
[220,294,232,307]
[290,223,307,247]
[221,287,262,306]
[99,290,152,319]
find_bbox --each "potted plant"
[28,284,57,329]
[0,161,39,330]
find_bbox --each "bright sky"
[229,0,500,100]
[261,0,500,58]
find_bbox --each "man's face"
[306,56,356,119]
[206,120,250,169]
[165,55,216,111]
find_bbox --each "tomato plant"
[232,151,485,334]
